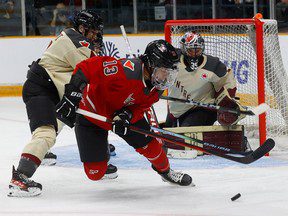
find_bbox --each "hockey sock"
[136,139,170,173]
[17,153,41,178]
[83,161,108,181]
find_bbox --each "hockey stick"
[160,95,270,116]
[120,24,164,146]
[144,106,167,154]
[120,25,133,58]
[76,108,275,164]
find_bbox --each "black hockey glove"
[112,108,133,136]
[55,84,82,128]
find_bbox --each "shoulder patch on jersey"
[200,73,208,80]
[79,40,90,47]
[120,58,143,80]
[64,28,95,51]
[123,60,135,71]
[202,55,227,77]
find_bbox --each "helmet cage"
[151,66,179,90]
[180,32,205,59]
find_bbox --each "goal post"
[164,16,288,146]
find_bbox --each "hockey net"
[165,18,288,146]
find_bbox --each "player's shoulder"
[202,54,227,77]
[119,58,143,81]
[62,28,95,51]
[85,56,117,64]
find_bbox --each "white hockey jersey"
[168,54,236,118]
[39,28,97,99]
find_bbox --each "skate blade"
[101,172,118,180]
[8,185,42,197]
[109,151,116,156]
[41,158,56,166]
[161,177,196,187]
[167,149,198,159]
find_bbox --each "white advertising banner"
[0,35,287,84]
[0,35,162,84]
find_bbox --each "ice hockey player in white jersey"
[166,31,245,127]
[8,10,116,198]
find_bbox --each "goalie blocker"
[163,125,249,159]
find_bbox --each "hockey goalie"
[163,31,251,158]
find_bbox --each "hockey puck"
[231,193,241,201]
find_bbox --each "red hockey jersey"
[74,56,162,130]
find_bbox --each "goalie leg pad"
[163,125,247,156]
[84,161,108,181]
[136,139,170,173]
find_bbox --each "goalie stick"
[76,108,275,164]
[160,95,270,116]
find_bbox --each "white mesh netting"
[167,19,288,140]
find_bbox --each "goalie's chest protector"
[168,55,223,118]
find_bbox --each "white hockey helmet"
[180,32,205,59]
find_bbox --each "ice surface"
[1,97,288,216]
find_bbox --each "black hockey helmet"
[140,40,180,90]
[73,9,103,31]
[73,9,104,48]
[141,39,179,70]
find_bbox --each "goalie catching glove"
[56,83,83,128]
[215,87,245,126]
[112,108,133,136]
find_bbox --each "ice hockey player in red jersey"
[166,31,245,127]
[8,10,117,198]
[55,39,194,187]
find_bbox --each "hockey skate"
[41,151,57,166]
[8,166,42,197]
[102,164,118,180]
[109,144,116,156]
[153,166,194,186]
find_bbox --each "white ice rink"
[1,97,288,216]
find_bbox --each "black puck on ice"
[231,193,241,201]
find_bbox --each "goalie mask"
[180,32,205,71]
[73,9,104,49]
[141,40,180,90]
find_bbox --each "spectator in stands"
[276,0,288,32]
[220,0,243,18]
[2,0,14,19]
[25,0,41,35]
[50,2,69,36]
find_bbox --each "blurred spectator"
[2,0,14,19]
[25,0,41,35]
[276,0,288,32]
[50,2,69,35]
[219,0,233,18]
